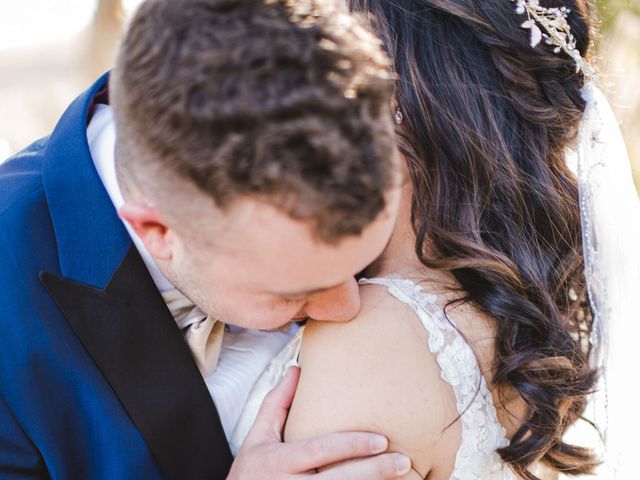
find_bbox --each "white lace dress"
[229,277,518,479]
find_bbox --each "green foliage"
[595,1,640,192]
[597,0,640,32]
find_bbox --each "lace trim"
[574,84,609,369]
[359,277,515,479]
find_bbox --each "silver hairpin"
[511,0,595,80]
[394,108,403,125]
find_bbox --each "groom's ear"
[119,203,173,261]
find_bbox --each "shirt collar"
[87,104,174,293]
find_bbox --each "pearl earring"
[394,108,403,125]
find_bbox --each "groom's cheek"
[302,281,361,323]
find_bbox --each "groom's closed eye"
[272,284,340,299]
[281,296,307,305]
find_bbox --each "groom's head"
[111,0,400,329]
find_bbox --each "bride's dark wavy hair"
[348,0,599,477]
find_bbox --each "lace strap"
[359,277,451,352]
[359,277,514,479]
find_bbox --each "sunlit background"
[0,0,142,161]
[0,0,639,194]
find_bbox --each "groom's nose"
[301,278,361,323]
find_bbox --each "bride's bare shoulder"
[285,283,461,479]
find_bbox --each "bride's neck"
[366,176,456,288]
[366,180,419,276]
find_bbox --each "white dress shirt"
[87,104,296,442]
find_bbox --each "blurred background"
[0,0,639,194]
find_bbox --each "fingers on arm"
[243,366,301,447]
[312,452,414,480]
[278,431,389,472]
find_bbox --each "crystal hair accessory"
[511,0,596,80]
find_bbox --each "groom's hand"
[227,367,411,479]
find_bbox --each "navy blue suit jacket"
[0,74,232,479]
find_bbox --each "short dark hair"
[112,0,397,243]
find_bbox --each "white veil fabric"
[563,84,640,478]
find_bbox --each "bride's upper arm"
[284,285,461,478]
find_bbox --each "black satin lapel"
[40,246,232,480]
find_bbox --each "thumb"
[242,366,301,448]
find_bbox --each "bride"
[232,0,640,478]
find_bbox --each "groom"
[0,0,409,478]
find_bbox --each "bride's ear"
[118,202,173,261]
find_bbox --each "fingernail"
[370,435,388,453]
[394,454,411,475]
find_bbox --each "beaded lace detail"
[359,277,516,479]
